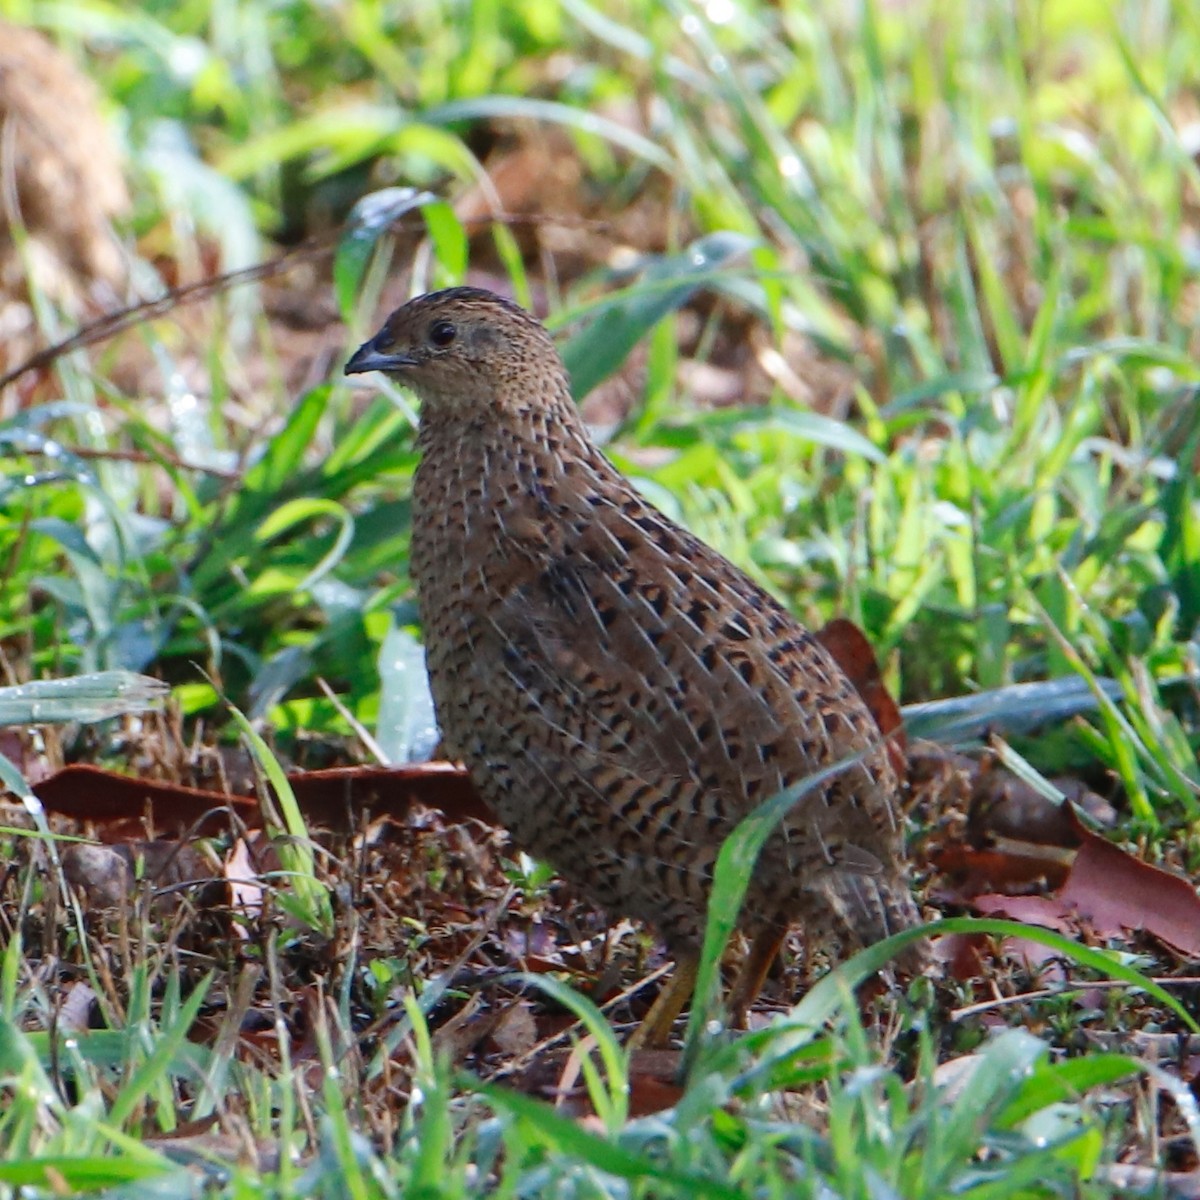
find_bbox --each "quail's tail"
[824,870,930,973]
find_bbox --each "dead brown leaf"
[815,618,906,782]
[490,1000,539,1059]
[33,764,257,836]
[931,842,1074,897]
[1060,826,1200,958]
[947,810,1200,969]
[61,839,212,909]
[61,843,131,908]
[29,760,492,836]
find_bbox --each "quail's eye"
[429,320,457,347]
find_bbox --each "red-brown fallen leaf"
[931,841,1074,896]
[952,819,1200,963]
[288,763,493,827]
[628,1077,687,1117]
[32,764,258,835]
[560,1040,685,1119]
[501,1044,684,1116]
[968,893,1075,975]
[1060,826,1200,958]
[815,618,906,782]
[933,931,991,980]
[27,760,493,837]
[628,1051,686,1115]
[971,893,1078,933]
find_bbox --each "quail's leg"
[727,925,788,1028]
[626,954,700,1050]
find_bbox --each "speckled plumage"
[346,287,921,1033]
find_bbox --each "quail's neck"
[414,365,578,433]
[410,382,623,612]
[414,375,602,491]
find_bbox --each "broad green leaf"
[374,623,439,764]
[562,232,757,399]
[0,672,168,726]
[335,187,438,319]
[902,676,1123,742]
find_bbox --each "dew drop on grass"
[166,37,207,82]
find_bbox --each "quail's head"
[344,286,562,414]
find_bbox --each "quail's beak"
[344,337,419,376]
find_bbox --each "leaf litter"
[1,619,1196,1157]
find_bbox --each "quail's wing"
[485,491,900,859]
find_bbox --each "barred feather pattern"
[354,287,921,960]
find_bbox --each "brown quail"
[345,287,922,1044]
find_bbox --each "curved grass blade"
[464,1074,742,1200]
[424,96,674,172]
[509,971,630,1129]
[730,916,1199,1098]
[228,705,333,936]
[680,755,867,1080]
